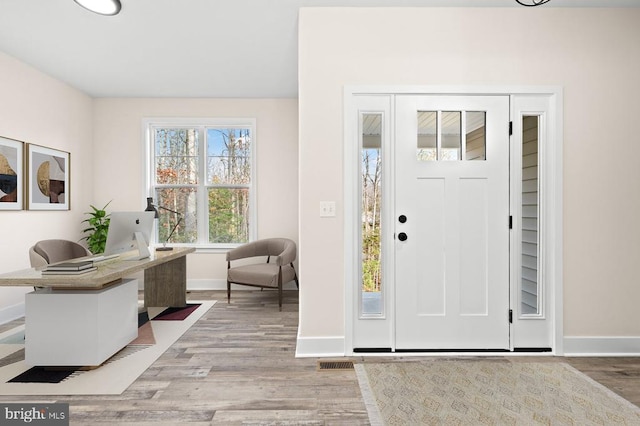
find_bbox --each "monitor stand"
[123,231,151,261]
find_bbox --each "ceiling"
[0,0,638,98]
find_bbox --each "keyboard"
[87,254,119,263]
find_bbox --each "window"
[146,118,256,248]
[416,111,486,161]
[361,113,383,316]
[521,115,540,316]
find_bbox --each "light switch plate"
[320,201,336,217]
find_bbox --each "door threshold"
[352,348,553,356]
[354,348,392,353]
[396,348,511,353]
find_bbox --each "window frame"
[144,117,257,251]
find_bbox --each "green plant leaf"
[80,201,112,254]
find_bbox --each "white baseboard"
[563,336,640,356]
[295,334,345,358]
[0,302,25,325]
[187,279,298,291]
[294,335,640,357]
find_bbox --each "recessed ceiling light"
[74,0,122,16]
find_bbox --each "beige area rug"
[355,360,640,425]
[0,300,214,395]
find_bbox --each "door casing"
[344,86,563,355]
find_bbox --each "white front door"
[395,95,510,350]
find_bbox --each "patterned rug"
[355,360,640,425]
[0,301,214,395]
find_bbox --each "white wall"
[0,51,94,322]
[0,55,298,322]
[298,8,640,342]
[92,98,299,283]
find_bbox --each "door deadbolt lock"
[398,215,407,223]
[398,232,408,241]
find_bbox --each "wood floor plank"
[1,289,639,424]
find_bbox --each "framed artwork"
[0,136,24,210]
[27,144,70,210]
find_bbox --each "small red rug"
[152,304,201,321]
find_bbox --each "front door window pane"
[441,111,461,161]
[417,111,437,161]
[466,112,486,161]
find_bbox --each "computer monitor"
[104,211,155,260]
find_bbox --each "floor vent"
[317,360,355,371]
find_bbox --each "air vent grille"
[317,360,355,371]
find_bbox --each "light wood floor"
[1,289,639,425]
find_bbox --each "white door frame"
[344,85,564,355]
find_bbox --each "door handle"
[398,232,408,241]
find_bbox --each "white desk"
[0,248,194,366]
[25,279,138,366]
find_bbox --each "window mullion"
[197,126,208,245]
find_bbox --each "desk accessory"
[145,197,182,251]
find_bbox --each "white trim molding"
[295,334,345,358]
[564,336,640,356]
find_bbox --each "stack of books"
[42,260,97,275]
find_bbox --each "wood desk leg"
[144,256,187,308]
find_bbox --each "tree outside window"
[149,120,255,247]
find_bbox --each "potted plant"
[81,201,111,254]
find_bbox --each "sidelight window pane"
[361,113,383,315]
[521,116,540,315]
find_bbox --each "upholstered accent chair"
[226,238,299,311]
[29,239,92,268]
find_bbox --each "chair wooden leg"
[278,267,283,312]
[227,261,231,304]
